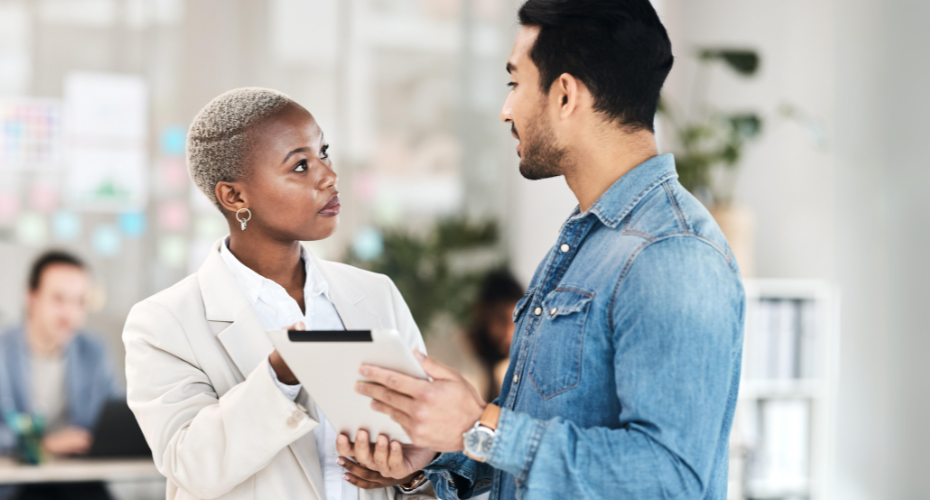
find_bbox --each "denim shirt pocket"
[528,286,595,399]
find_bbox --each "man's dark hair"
[518,0,673,132]
[28,250,86,291]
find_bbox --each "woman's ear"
[215,181,248,215]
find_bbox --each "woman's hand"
[269,322,304,385]
[336,430,438,480]
[337,457,421,490]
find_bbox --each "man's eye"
[320,144,330,160]
[294,160,308,172]
[507,82,517,89]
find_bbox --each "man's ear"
[555,73,582,119]
[215,181,248,215]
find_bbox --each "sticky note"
[52,211,81,241]
[0,192,21,224]
[158,200,189,232]
[160,125,186,157]
[118,211,147,238]
[16,212,48,247]
[352,227,384,261]
[159,235,187,269]
[92,224,122,257]
[29,183,59,213]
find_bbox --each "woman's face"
[236,103,340,242]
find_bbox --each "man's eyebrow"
[282,147,311,164]
[506,62,516,74]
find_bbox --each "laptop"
[84,400,151,458]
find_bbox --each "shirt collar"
[219,238,330,306]
[576,153,678,228]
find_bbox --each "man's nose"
[500,94,514,123]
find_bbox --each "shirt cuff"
[484,408,548,485]
[268,363,302,401]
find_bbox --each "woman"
[123,88,432,500]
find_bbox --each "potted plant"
[658,48,763,276]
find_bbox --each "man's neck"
[25,321,64,356]
[563,128,659,212]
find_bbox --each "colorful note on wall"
[15,212,47,247]
[0,99,63,171]
[158,199,189,232]
[91,224,122,257]
[52,210,81,241]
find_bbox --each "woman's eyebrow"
[282,147,311,164]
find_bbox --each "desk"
[0,457,161,484]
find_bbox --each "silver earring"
[236,208,252,231]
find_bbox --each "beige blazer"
[123,240,434,500]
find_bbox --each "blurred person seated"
[0,250,122,500]
[425,269,523,403]
[466,270,523,401]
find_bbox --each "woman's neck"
[227,230,306,297]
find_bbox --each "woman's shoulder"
[129,273,203,318]
[314,259,393,290]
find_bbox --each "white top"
[220,240,358,500]
[30,351,68,434]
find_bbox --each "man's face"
[28,264,90,345]
[501,26,566,180]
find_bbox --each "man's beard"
[517,116,565,180]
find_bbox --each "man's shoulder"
[70,330,112,355]
[620,178,731,260]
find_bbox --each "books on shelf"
[745,298,818,380]
[746,399,811,496]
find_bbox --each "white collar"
[219,238,330,307]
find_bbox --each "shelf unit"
[728,279,840,500]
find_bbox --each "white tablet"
[267,329,429,444]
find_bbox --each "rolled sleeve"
[484,408,548,486]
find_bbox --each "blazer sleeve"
[123,299,318,499]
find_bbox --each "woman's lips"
[319,195,341,216]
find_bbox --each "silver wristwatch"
[463,404,500,462]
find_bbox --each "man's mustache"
[511,124,519,140]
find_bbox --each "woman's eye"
[507,82,517,89]
[320,144,330,160]
[294,160,307,173]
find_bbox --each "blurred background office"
[0,0,927,499]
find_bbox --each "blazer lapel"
[197,239,327,500]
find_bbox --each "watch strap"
[479,404,501,431]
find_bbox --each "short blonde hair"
[187,87,294,210]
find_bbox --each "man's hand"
[269,322,304,385]
[336,429,437,480]
[42,427,92,455]
[356,351,486,452]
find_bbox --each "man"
[340,1,745,499]
[0,251,121,500]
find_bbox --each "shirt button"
[550,308,558,316]
[533,307,542,316]
[287,417,299,428]
[560,243,570,253]
[513,374,520,384]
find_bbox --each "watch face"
[465,426,495,459]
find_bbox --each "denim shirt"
[424,154,745,500]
